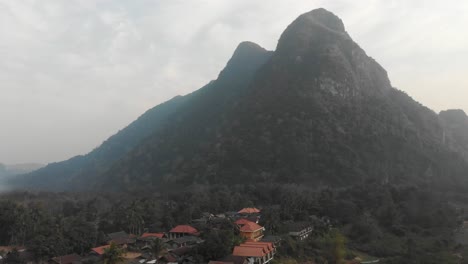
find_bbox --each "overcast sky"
[0,0,467,164]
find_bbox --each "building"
[137,232,166,249]
[238,208,261,215]
[141,233,165,239]
[232,241,274,264]
[235,218,252,227]
[90,245,110,256]
[106,231,136,247]
[168,225,199,239]
[285,222,313,241]
[239,222,265,241]
[167,236,203,249]
[244,241,276,258]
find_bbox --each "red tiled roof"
[239,222,263,232]
[235,218,253,226]
[238,208,260,214]
[239,244,269,254]
[244,242,274,252]
[232,246,265,257]
[91,245,110,255]
[141,233,165,238]
[169,225,198,234]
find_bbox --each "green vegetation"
[0,182,464,262]
[102,242,124,264]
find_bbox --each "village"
[0,207,320,264]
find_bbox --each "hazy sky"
[0,0,467,164]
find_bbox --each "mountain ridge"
[10,8,468,192]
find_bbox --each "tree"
[149,238,167,258]
[4,248,24,264]
[63,216,97,255]
[331,229,346,264]
[102,242,124,264]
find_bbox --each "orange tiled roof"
[235,218,253,225]
[91,245,110,255]
[169,225,198,234]
[233,246,265,257]
[141,233,165,238]
[238,208,260,214]
[238,244,269,254]
[244,241,274,252]
[239,221,263,232]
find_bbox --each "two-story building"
[232,242,274,264]
[239,222,265,242]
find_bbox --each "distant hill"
[0,163,43,178]
[11,8,468,192]
[7,95,190,190]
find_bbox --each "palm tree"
[149,238,167,258]
[102,242,124,264]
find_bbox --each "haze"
[1,0,467,164]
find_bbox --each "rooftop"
[91,245,110,255]
[239,222,264,232]
[238,208,261,214]
[169,225,198,234]
[141,233,165,239]
[232,246,265,257]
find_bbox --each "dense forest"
[0,182,465,263]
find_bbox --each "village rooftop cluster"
[0,207,315,264]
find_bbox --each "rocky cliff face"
[11,9,468,192]
[440,109,468,160]
[95,9,468,191]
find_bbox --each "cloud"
[0,0,467,163]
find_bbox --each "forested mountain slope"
[11,9,468,192]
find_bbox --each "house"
[235,218,252,227]
[244,241,275,259]
[238,208,261,215]
[141,233,165,239]
[168,225,199,239]
[239,222,265,241]
[167,246,195,264]
[137,233,166,249]
[90,245,110,256]
[232,244,271,264]
[106,231,136,247]
[167,236,203,249]
[285,222,313,241]
[50,254,82,264]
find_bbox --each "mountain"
[11,8,468,192]
[7,95,189,190]
[440,109,468,160]
[9,41,273,190]
[0,163,44,177]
